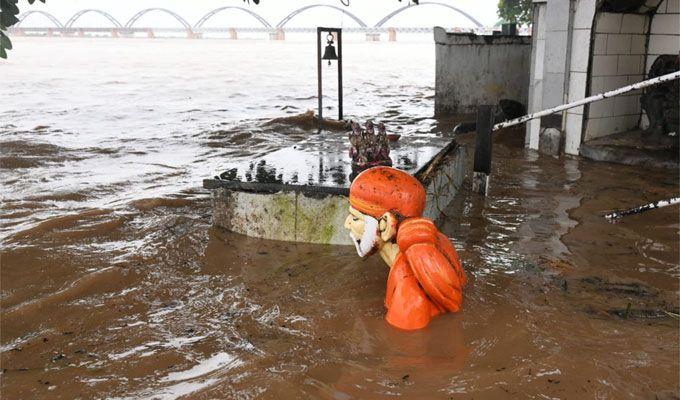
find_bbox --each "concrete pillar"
[388,27,397,42]
[229,28,237,40]
[147,29,155,38]
[111,28,119,38]
[78,28,85,38]
[47,28,54,37]
[365,33,380,41]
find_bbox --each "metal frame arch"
[195,7,271,28]
[374,1,483,28]
[276,5,367,28]
[125,8,192,29]
[65,9,123,28]
[17,11,63,28]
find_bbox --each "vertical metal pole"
[472,105,494,195]
[337,29,343,120]
[317,28,323,123]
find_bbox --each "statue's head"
[344,166,426,257]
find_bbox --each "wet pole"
[472,105,494,195]
[337,29,343,120]
[317,27,323,124]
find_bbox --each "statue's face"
[344,206,380,257]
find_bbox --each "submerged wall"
[434,26,531,116]
[206,144,467,245]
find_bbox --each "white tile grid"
[592,54,618,76]
[647,34,680,55]
[650,13,680,34]
[593,33,607,54]
[606,33,632,54]
[620,14,647,34]
[648,0,665,12]
[667,0,680,13]
[630,34,646,54]
[595,12,623,33]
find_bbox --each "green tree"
[1,0,44,59]
[497,0,533,26]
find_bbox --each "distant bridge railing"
[15,3,487,31]
[7,26,481,36]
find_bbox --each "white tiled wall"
[646,0,680,72]
[584,12,650,140]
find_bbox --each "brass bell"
[321,33,338,65]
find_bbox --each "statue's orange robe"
[384,218,467,330]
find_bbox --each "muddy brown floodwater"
[2,127,678,399]
[2,38,679,399]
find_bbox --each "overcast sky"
[21,0,501,28]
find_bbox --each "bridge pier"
[365,32,380,41]
[269,28,285,40]
[229,28,238,40]
[78,28,85,38]
[47,28,54,37]
[388,27,396,42]
[186,29,202,39]
[111,28,119,38]
[147,29,155,38]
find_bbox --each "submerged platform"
[203,131,467,245]
[580,130,679,170]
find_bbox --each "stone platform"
[203,131,467,245]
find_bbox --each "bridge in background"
[10,3,489,41]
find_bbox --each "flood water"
[1,37,679,399]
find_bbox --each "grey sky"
[22,0,501,28]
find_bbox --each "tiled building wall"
[647,0,680,72]
[584,12,649,140]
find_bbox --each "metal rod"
[604,197,680,220]
[494,70,680,131]
[337,29,343,120]
[317,27,323,123]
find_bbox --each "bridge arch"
[65,9,122,28]
[17,11,63,28]
[195,7,271,28]
[276,5,367,28]
[125,8,191,29]
[374,1,483,28]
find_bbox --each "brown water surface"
[1,37,679,399]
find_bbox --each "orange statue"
[344,166,467,330]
